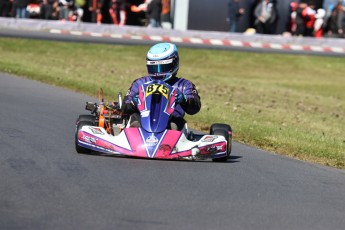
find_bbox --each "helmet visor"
[147,59,174,78]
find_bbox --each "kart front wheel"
[210,123,232,137]
[75,120,93,154]
[210,123,232,162]
[76,115,96,125]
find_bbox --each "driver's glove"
[175,90,186,104]
[131,95,139,106]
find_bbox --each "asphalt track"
[1,73,345,230]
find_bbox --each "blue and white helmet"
[146,43,179,81]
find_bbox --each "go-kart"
[75,81,232,161]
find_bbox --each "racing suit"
[121,76,201,130]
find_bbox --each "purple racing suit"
[122,76,201,119]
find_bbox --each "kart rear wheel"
[210,124,232,162]
[75,120,93,154]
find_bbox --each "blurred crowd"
[285,0,345,38]
[229,0,345,38]
[0,0,172,27]
[0,0,345,39]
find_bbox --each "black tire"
[210,124,232,153]
[210,123,232,135]
[75,120,93,154]
[210,123,232,162]
[76,115,96,125]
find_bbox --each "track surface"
[1,73,345,230]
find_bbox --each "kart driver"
[121,42,201,130]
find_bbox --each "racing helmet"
[146,43,179,81]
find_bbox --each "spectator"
[73,0,85,22]
[324,0,337,20]
[287,1,298,35]
[314,8,326,37]
[249,0,260,29]
[13,0,29,18]
[161,0,171,29]
[254,0,276,34]
[128,0,148,26]
[109,0,126,25]
[147,0,161,28]
[337,1,345,37]
[129,0,148,13]
[74,0,86,22]
[302,2,316,36]
[26,0,41,18]
[227,0,245,33]
[58,0,73,21]
[52,0,59,19]
[40,0,56,19]
[327,1,345,38]
[88,0,103,23]
[295,2,308,36]
[325,6,337,36]
[0,0,11,17]
[66,0,85,21]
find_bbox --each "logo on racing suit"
[146,84,169,99]
[146,135,159,146]
[89,127,104,135]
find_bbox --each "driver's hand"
[131,95,139,106]
[175,90,186,104]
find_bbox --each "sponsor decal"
[146,135,159,146]
[147,59,173,65]
[207,145,223,153]
[82,135,97,144]
[158,144,172,157]
[199,143,225,155]
[89,127,104,135]
[141,110,150,117]
[159,144,172,152]
[201,135,217,142]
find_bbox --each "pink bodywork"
[78,128,227,160]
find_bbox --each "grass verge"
[0,38,344,168]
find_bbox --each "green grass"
[0,37,344,168]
